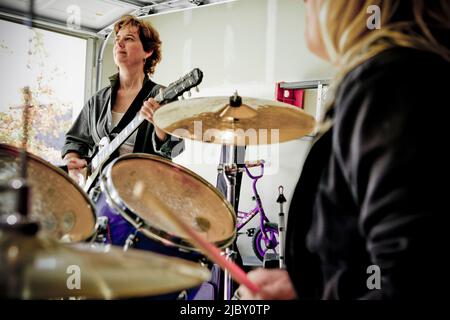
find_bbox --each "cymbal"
[0,231,210,299]
[154,95,316,146]
[0,143,97,242]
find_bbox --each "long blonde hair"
[318,0,450,128]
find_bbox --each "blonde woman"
[238,0,450,300]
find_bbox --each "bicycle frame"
[236,160,279,262]
[236,161,272,232]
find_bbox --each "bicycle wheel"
[252,223,279,262]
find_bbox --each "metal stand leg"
[217,145,239,300]
[223,248,236,300]
[276,186,287,269]
[220,167,238,300]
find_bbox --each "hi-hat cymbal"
[154,95,316,146]
[0,231,210,299]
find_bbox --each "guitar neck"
[90,90,164,171]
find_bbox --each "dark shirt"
[62,74,183,160]
[286,47,450,299]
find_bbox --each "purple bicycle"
[236,160,279,262]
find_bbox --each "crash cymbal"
[0,231,210,299]
[0,144,96,242]
[154,94,316,146]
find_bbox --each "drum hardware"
[131,182,260,296]
[155,91,316,299]
[218,146,240,300]
[1,146,211,299]
[217,162,238,210]
[0,153,209,299]
[88,216,109,244]
[177,290,188,300]
[123,229,140,251]
[223,247,237,300]
[88,185,102,203]
[0,180,38,236]
[0,87,48,236]
[1,144,97,242]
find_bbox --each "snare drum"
[0,144,96,242]
[95,153,236,262]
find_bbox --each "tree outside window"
[0,20,86,166]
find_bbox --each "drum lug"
[123,231,139,251]
[177,290,188,300]
[89,186,102,203]
[91,216,109,244]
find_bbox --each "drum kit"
[0,92,316,299]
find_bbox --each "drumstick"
[133,184,260,294]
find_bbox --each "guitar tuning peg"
[178,96,185,100]
[195,86,199,93]
[187,90,192,98]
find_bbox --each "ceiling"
[0,0,235,37]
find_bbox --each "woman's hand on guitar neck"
[140,97,167,142]
[64,152,88,187]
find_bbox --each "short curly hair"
[114,15,162,76]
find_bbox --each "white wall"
[101,0,335,265]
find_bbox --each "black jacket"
[286,47,450,299]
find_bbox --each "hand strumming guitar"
[64,152,87,186]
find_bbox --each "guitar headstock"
[161,68,203,102]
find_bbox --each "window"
[0,19,86,166]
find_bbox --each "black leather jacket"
[286,47,450,299]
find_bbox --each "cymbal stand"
[3,0,36,228]
[1,85,38,234]
[217,145,239,301]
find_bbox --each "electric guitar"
[82,68,203,194]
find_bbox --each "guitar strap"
[86,80,157,188]
[110,79,157,136]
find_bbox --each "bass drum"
[96,153,236,261]
[0,143,96,242]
